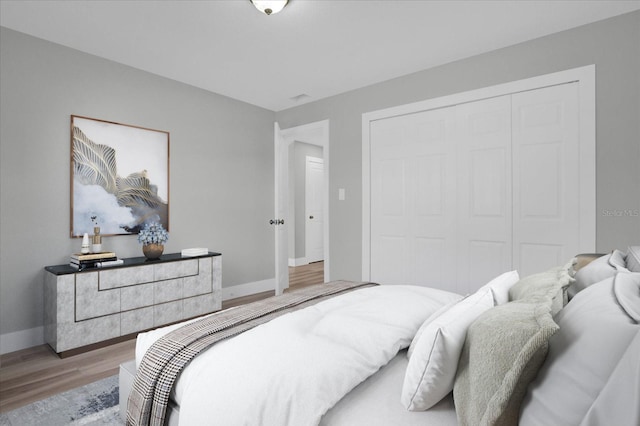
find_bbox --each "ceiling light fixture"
[250,0,289,16]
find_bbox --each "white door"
[370,107,458,290]
[512,82,581,276]
[369,83,586,292]
[274,122,289,295]
[456,95,513,294]
[305,156,324,263]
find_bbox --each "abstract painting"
[70,115,169,237]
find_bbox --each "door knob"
[309,216,314,219]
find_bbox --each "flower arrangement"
[137,222,169,245]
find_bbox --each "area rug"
[0,375,121,425]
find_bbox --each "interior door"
[512,82,581,276]
[370,107,457,289]
[305,156,324,263]
[456,96,513,294]
[274,122,289,295]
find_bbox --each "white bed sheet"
[320,348,458,426]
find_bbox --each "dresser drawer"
[99,264,154,289]
[154,259,199,281]
[75,272,120,321]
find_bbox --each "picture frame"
[70,115,170,237]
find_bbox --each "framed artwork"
[70,115,170,237]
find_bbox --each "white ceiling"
[1,0,639,111]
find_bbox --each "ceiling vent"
[290,93,311,102]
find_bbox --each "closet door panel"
[370,108,456,289]
[456,96,512,294]
[512,83,580,276]
[468,241,510,289]
[414,237,448,289]
[371,116,409,284]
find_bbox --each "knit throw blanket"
[126,280,377,426]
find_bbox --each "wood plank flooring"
[0,262,323,413]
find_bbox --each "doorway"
[289,148,324,266]
[275,120,330,294]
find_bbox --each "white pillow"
[401,287,495,411]
[406,271,517,360]
[569,250,628,299]
[482,270,520,305]
[407,298,461,359]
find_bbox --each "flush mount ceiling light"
[250,0,289,16]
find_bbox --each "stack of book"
[70,252,121,270]
[181,248,209,257]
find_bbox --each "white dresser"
[44,252,221,354]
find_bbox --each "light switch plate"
[338,188,346,200]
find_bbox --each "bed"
[119,247,640,425]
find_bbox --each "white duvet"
[135,285,461,425]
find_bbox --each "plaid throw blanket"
[126,280,377,426]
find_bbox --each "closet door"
[370,107,457,289]
[368,81,586,292]
[456,96,513,294]
[512,83,581,276]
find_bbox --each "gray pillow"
[453,300,558,426]
[627,246,640,272]
[509,261,574,315]
[580,330,640,426]
[568,250,628,299]
[519,273,640,426]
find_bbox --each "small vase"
[92,226,102,253]
[143,243,164,260]
[81,233,90,254]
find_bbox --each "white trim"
[279,119,331,282]
[577,69,597,251]
[362,65,596,280]
[362,113,372,281]
[1,279,282,354]
[222,279,276,301]
[1,326,44,355]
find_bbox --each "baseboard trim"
[0,278,276,355]
[1,280,277,356]
[222,278,275,301]
[0,326,44,355]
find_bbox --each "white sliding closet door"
[368,80,587,293]
[512,83,581,276]
[456,96,513,294]
[370,107,457,290]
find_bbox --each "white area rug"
[0,375,121,425]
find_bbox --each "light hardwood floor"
[0,262,324,413]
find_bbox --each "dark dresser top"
[45,252,221,275]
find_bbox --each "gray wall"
[276,11,640,282]
[0,28,275,338]
[2,11,639,347]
